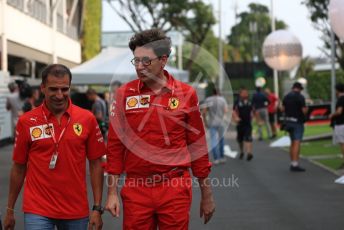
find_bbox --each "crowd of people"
[2,28,344,230]
[3,29,215,230]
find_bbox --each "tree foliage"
[303,0,344,69]
[227,3,287,62]
[295,57,315,79]
[307,70,344,101]
[106,0,216,73]
[81,0,101,61]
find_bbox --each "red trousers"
[121,173,192,230]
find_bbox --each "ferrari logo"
[168,97,179,110]
[44,125,53,136]
[73,123,83,136]
[140,96,150,105]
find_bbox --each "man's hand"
[88,211,103,230]
[200,194,216,224]
[105,194,120,217]
[4,211,16,230]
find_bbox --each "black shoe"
[290,165,306,172]
[247,154,253,161]
[239,153,244,160]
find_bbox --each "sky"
[102,0,324,58]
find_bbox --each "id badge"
[49,152,58,169]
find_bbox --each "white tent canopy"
[71,47,189,85]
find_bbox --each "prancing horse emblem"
[73,123,83,136]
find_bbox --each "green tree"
[308,70,344,101]
[82,0,101,61]
[106,0,216,73]
[302,0,344,69]
[227,3,287,62]
[295,57,315,79]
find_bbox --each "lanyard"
[42,108,71,169]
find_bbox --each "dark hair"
[336,83,344,93]
[41,64,72,85]
[8,82,17,92]
[18,81,32,100]
[292,82,303,90]
[239,86,247,91]
[110,80,122,88]
[86,88,97,95]
[129,29,171,57]
[212,88,219,95]
[256,87,262,92]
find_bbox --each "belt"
[126,167,188,185]
[285,117,298,122]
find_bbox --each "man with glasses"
[105,29,215,229]
[4,64,106,230]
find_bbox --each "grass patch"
[291,138,343,171]
[251,123,332,139]
[315,158,344,170]
[303,124,332,137]
[300,139,340,157]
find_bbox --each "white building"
[0,0,82,78]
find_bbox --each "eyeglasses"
[131,56,160,66]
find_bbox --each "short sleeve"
[12,118,30,164]
[338,96,344,108]
[86,115,106,160]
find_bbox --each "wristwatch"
[92,205,104,215]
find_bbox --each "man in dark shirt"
[252,87,272,140]
[233,87,254,161]
[86,88,108,137]
[329,83,344,169]
[282,82,308,172]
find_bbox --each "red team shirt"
[107,70,211,178]
[13,100,105,219]
[267,93,278,114]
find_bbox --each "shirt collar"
[138,70,174,92]
[42,98,73,118]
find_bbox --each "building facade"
[0,0,82,78]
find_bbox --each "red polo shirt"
[267,93,278,113]
[107,70,211,178]
[13,100,106,219]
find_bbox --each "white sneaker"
[219,158,227,163]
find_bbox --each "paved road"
[1,137,344,230]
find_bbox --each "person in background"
[281,82,308,172]
[252,87,272,140]
[265,88,278,139]
[233,87,254,161]
[86,88,108,137]
[6,82,24,138]
[329,83,344,169]
[203,88,228,165]
[22,88,42,112]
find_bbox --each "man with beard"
[105,29,215,229]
